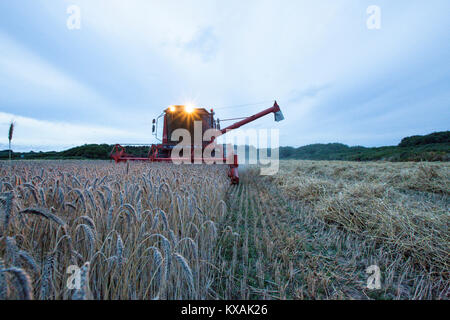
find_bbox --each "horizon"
[1,1,449,152]
[4,129,445,154]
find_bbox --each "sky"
[0,0,449,151]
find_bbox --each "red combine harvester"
[110,101,284,184]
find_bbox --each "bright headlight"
[185,104,194,113]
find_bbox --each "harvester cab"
[111,101,284,184]
[152,105,218,157]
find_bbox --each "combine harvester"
[110,101,284,184]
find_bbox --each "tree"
[8,121,14,161]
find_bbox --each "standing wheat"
[1,192,14,233]
[1,267,33,300]
[8,121,14,161]
[40,254,55,300]
[116,235,124,266]
[0,258,8,300]
[6,237,18,266]
[173,253,195,298]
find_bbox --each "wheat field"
[0,160,448,300]
[0,161,230,300]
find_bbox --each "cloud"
[0,31,128,125]
[0,112,149,152]
[183,26,219,62]
[0,0,449,149]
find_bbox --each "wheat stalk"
[19,207,66,227]
[0,258,8,300]
[1,267,33,300]
[40,254,55,300]
[173,253,195,298]
[72,262,91,300]
[8,121,14,161]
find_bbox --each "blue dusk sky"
[0,0,449,151]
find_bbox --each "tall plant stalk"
[8,121,14,161]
